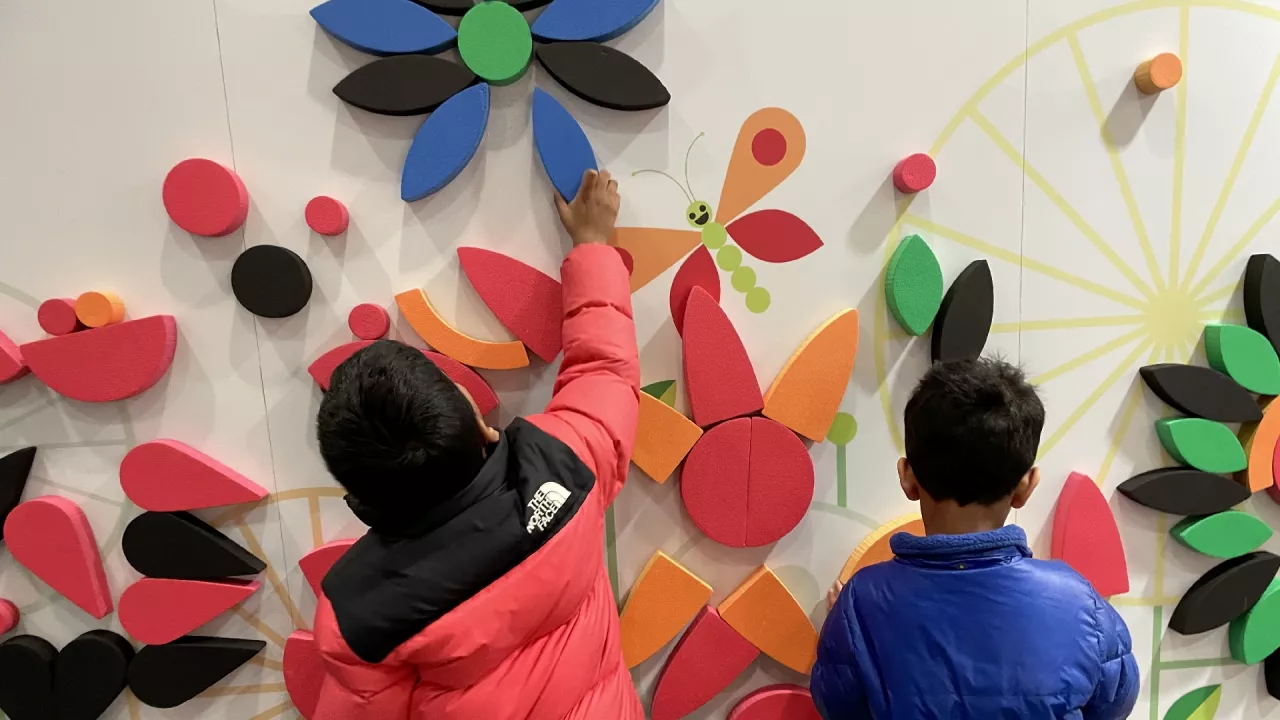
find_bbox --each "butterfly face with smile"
[686,201,712,228]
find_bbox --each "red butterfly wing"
[726,210,822,263]
[669,246,720,335]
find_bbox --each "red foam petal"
[725,210,823,263]
[0,329,27,384]
[120,578,260,645]
[20,316,176,402]
[299,538,357,599]
[457,247,563,363]
[669,246,719,336]
[284,631,324,719]
[729,684,821,720]
[651,607,758,720]
[1051,472,1129,597]
[682,287,762,426]
[4,496,112,618]
[120,439,267,512]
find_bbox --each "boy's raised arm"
[528,170,641,504]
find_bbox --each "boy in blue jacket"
[811,358,1139,719]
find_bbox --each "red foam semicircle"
[307,341,499,415]
[19,316,176,402]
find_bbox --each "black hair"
[903,357,1045,506]
[316,339,486,518]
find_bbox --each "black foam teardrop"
[1170,551,1280,635]
[1139,363,1262,423]
[0,446,36,542]
[931,259,993,364]
[1246,254,1280,354]
[124,511,265,580]
[1117,467,1251,516]
[536,43,670,111]
[334,55,476,116]
[54,630,134,720]
[0,634,56,720]
[231,245,313,319]
[128,636,266,709]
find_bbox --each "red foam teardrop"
[305,196,349,236]
[348,304,389,340]
[37,298,81,336]
[0,329,27,384]
[19,315,176,402]
[746,417,815,547]
[1051,472,1129,597]
[120,578,260,645]
[681,418,751,548]
[651,607,759,720]
[669,246,719,336]
[457,247,563,363]
[682,287,762,427]
[120,439,267,512]
[163,158,249,237]
[299,538,357,599]
[728,684,821,720]
[307,342,499,414]
[3,496,112,618]
[284,630,324,719]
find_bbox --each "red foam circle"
[38,298,81,336]
[0,599,17,634]
[751,129,787,166]
[162,159,249,237]
[348,303,390,340]
[893,153,936,193]
[306,196,349,236]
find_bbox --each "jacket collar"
[889,524,1032,569]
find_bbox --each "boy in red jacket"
[311,170,644,720]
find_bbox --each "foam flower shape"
[311,0,669,201]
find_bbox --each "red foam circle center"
[306,196,350,236]
[162,159,249,237]
[893,153,937,193]
[751,129,787,166]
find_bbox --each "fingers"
[554,192,570,223]
[579,169,598,201]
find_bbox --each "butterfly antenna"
[632,169,693,203]
[683,132,705,200]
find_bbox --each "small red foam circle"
[306,196,349,236]
[751,129,787,167]
[893,153,937,194]
[162,159,249,237]
[348,303,390,340]
[38,298,81,336]
[0,599,18,634]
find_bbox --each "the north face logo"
[527,482,571,534]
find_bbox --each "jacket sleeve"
[1081,594,1140,720]
[526,244,640,505]
[809,583,875,720]
[312,600,415,720]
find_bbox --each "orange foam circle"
[74,291,125,328]
[1147,53,1183,90]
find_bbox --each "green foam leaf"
[1230,578,1280,664]
[1205,323,1280,395]
[826,412,858,446]
[884,234,943,336]
[1155,418,1247,474]
[641,380,676,408]
[1164,684,1221,720]
[1172,511,1272,559]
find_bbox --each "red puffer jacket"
[311,244,643,720]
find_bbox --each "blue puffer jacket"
[811,525,1138,719]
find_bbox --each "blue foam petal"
[401,84,489,201]
[532,89,598,201]
[531,0,659,42]
[311,0,457,55]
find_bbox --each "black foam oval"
[931,259,993,364]
[55,630,134,720]
[128,636,266,709]
[536,42,670,111]
[0,635,56,720]
[1246,253,1280,354]
[409,0,473,13]
[124,511,265,580]
[231,245,313,319]
[0,446,36,541]
[1139,363,1262,423]
[1170,551,1280,635]
[334,55,476,116]
[1117,467,1251,516]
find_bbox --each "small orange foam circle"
[74,291,125,328]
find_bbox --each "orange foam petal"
[634,392,703,483]
[763,309,858,442]
[717,565,817,674]
[395,288,528,370]
[619,551,713,668]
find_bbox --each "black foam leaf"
[1246,254,1280,355]
[0,635,56,720]
[55,630,134,720]
[334,55,476,116]
[536,42,670,111]
[1139,363,1262,423]
[1170,551,1280,635]
[931,259,993,364]
[1118,467,1251,516]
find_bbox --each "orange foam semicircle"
[1242,398,1280,494]
[763,308,859,442]
[838,513,924,584]
[395,289,528,370]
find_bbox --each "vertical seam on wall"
[210,0,294,628]
[1014,0,1031,529]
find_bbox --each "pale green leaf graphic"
[1164,684,1221,720]
[641,380,677,408]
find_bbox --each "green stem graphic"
[836,444,848,508]
[1157,657,1238,671]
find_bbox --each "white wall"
[2,0,1280,717]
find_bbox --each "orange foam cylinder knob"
[618,551,713,668]
[74,291,125,328]
[1134,53,1182,94]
